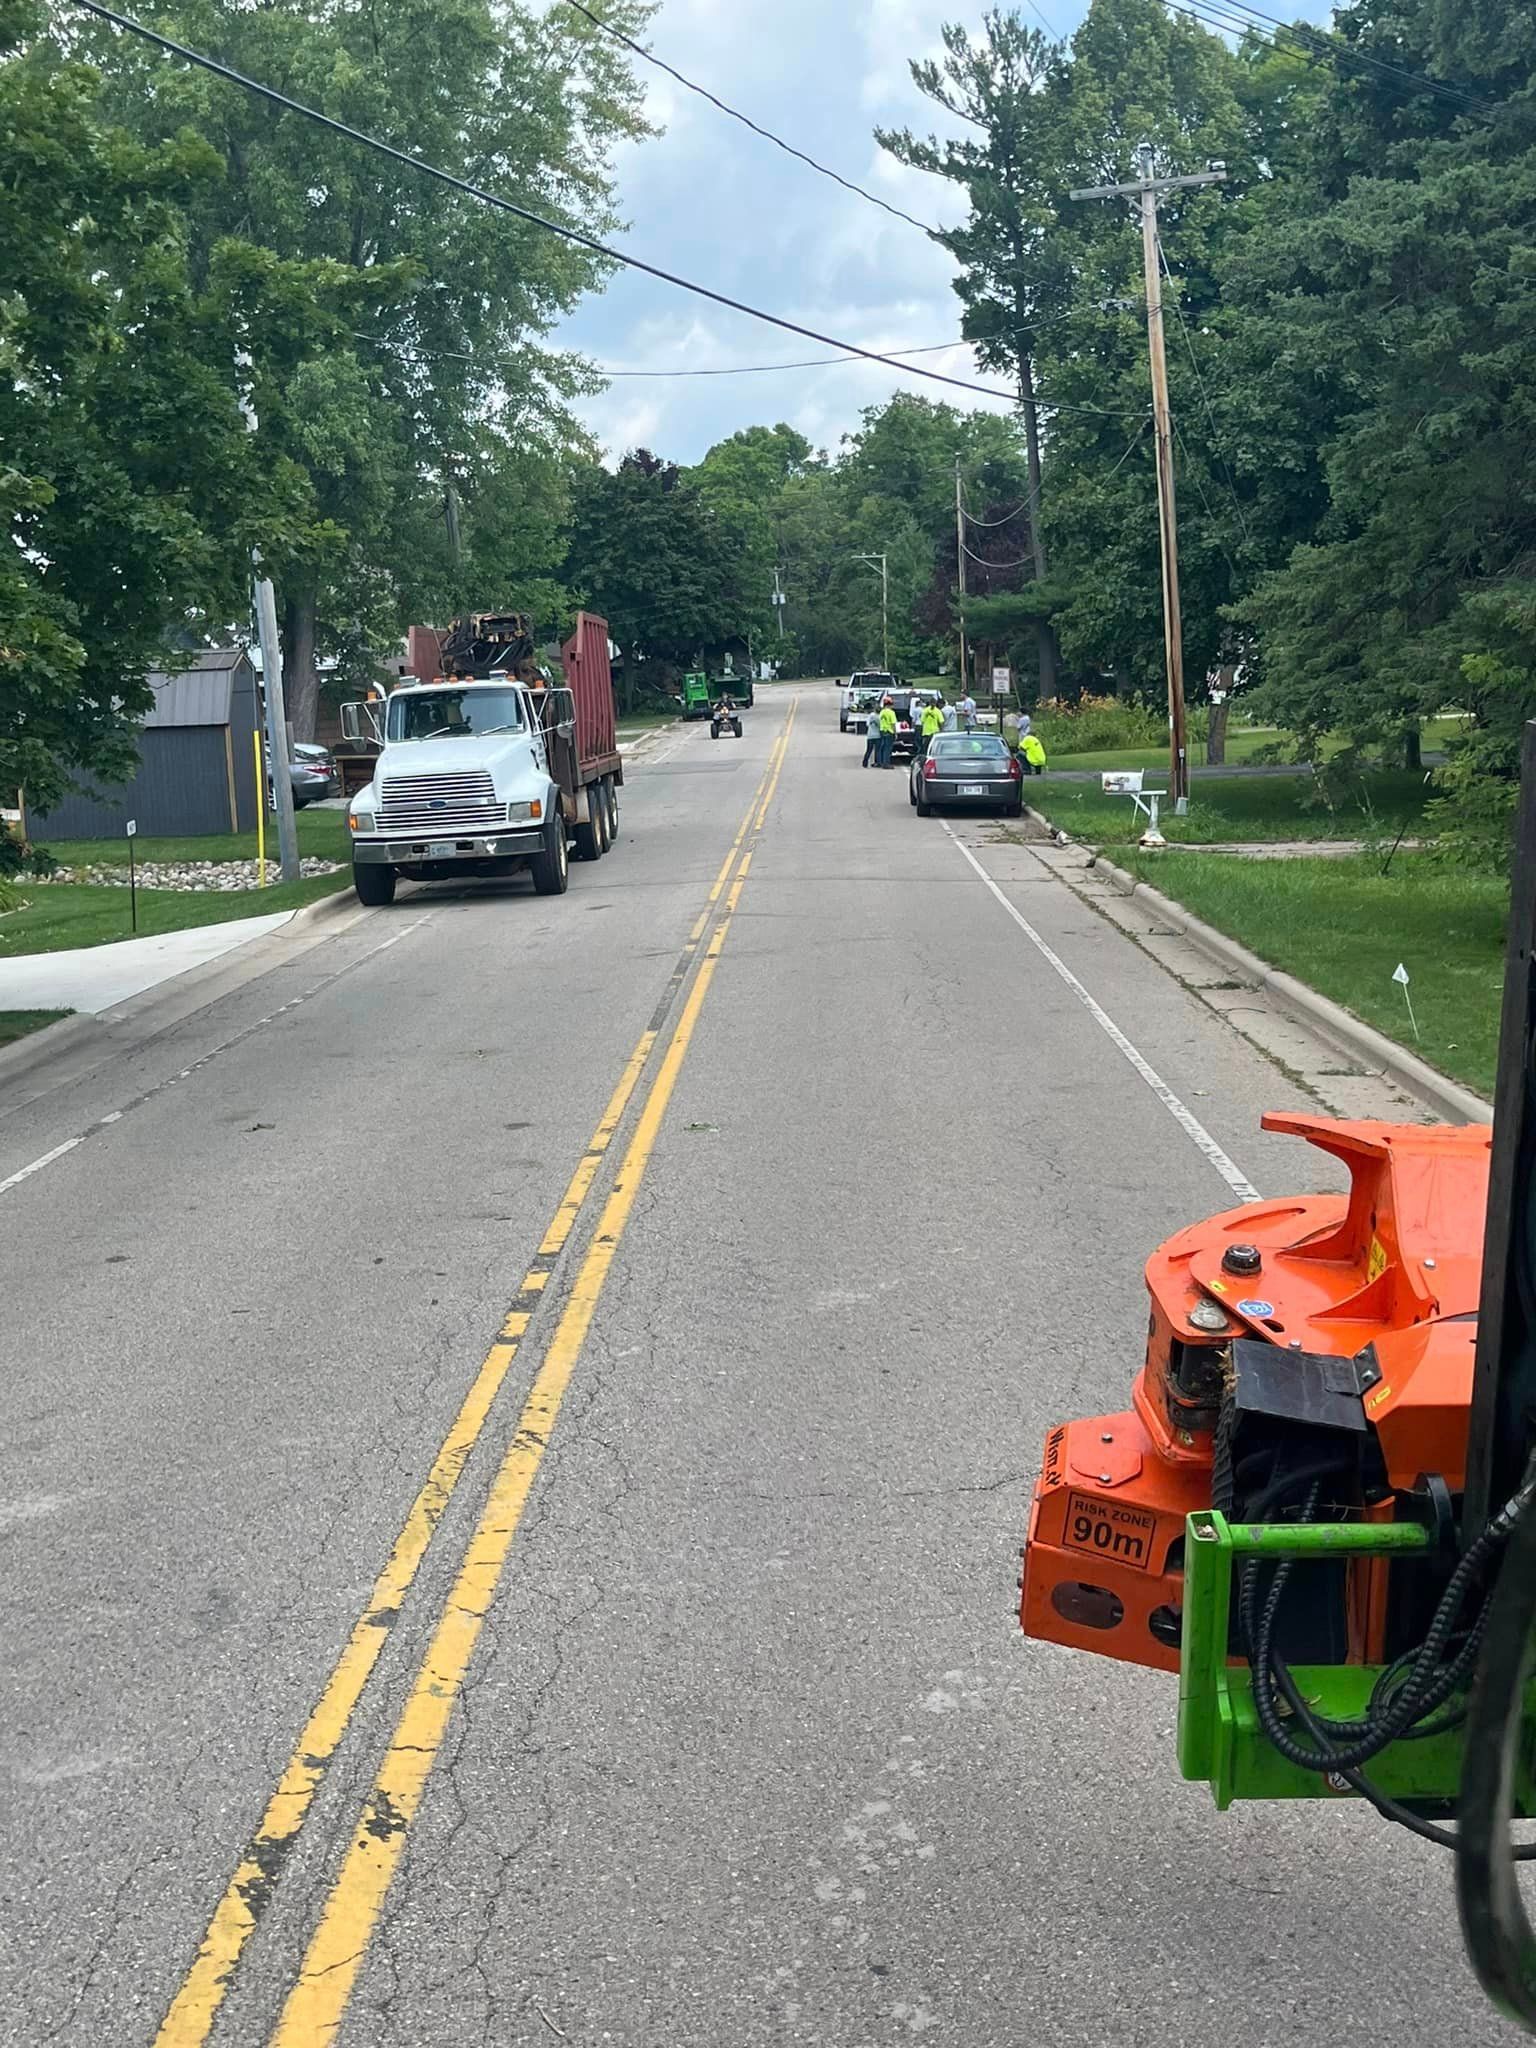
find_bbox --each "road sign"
[126,819,137,838]
[991,666,1011,693]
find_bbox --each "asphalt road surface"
[1,685,1513,2047]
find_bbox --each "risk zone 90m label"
[1062,1491,1157,1572]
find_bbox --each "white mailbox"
[1101,769,1145,795]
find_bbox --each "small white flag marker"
[1392,963,1420,1041]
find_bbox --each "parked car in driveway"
[266,743,340,808]
[910,732,1023,818]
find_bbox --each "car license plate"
[959,783,987,796]
[428,840,456,859]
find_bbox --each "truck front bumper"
[352,830,546,865]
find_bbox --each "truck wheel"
[353,861,396,906]
[573,802,603,861]
[603,778,619,846]
[530,815,570,895]
[839,716,848,733]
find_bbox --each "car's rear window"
[932,736,1007,759]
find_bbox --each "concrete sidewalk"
[0,909,296,1015]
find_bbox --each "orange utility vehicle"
[1016,721,1536,2037]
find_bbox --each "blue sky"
[553,0,1334,466]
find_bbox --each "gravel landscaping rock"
[36,858,342,892]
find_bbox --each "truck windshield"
[388,688,523,743]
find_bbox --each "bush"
[1031,693,1165,755]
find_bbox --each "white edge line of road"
[943,822,1262,1206]
[0,915,427,1199]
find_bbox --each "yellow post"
[254,727,266,886]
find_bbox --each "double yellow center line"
[157,698,796,2048]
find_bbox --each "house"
[27,649,264,841]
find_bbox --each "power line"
[1191,0,1499,113]
[561,0,938,237]
[1103,418,1154,482]
[1156,236,1250,545]
[962,495,1031,529]
[346,328,1147,417]
[1172,413,1245,590]
[960,539,1033,569]
[1168,0,1498,119]
[588,301,1112,378]
[68,0,1043,411]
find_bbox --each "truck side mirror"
[340,701,381,745]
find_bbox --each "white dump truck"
[341,611,621,906]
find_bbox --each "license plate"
[959,784,988,796]
[428,840,456,859]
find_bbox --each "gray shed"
[29,649,263,842]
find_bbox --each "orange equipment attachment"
[1020,1113,1492,1675]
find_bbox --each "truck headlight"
[507,799,543,822]
[347,809,374,833]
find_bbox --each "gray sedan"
[910,732,1024,817]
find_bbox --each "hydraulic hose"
[1458,1454,1536,2029]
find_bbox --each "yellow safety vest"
[878,707,897,735]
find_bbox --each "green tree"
[1239,0,1536,830]
[881,1,1260,699]
[879,11,1074,693]
[568,451,757,700]
[78,0,651,735]
[0,0,287,824]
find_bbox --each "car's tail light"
[923,758,938,780]
[1009,757,1023,778]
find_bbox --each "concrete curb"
[0,1009,103,1087]
[1027,813,1491,1125]
[0,886,357,1096]
[288,884,356,928]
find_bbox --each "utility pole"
[1070,142,1226,814]
[772,562,786,640]
[954,456,968,696]
[235,352,300,881]
[853,552,889,671]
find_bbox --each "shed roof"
[143,648,252,729]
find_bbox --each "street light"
[851,552,889,671]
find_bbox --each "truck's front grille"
[377,770,504,834]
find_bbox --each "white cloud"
[554,0,1062,462]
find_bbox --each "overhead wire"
[68,0,1075,412]
[960,539,1033,570]
[1156,235,1251,545]
[345,326,1146,415]
[1188,0,1500,113]
[560,0,938,236]
[1168,0,1498,120]
[961,492,1031,529]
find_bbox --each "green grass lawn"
[0,1009,70,1046]
[1044,715,1469,776]
[35,807,349,870]
[616,707,682,734]
[0,864,347,958]
[1116,850,1504,1095]
[1034,769,1434,846]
